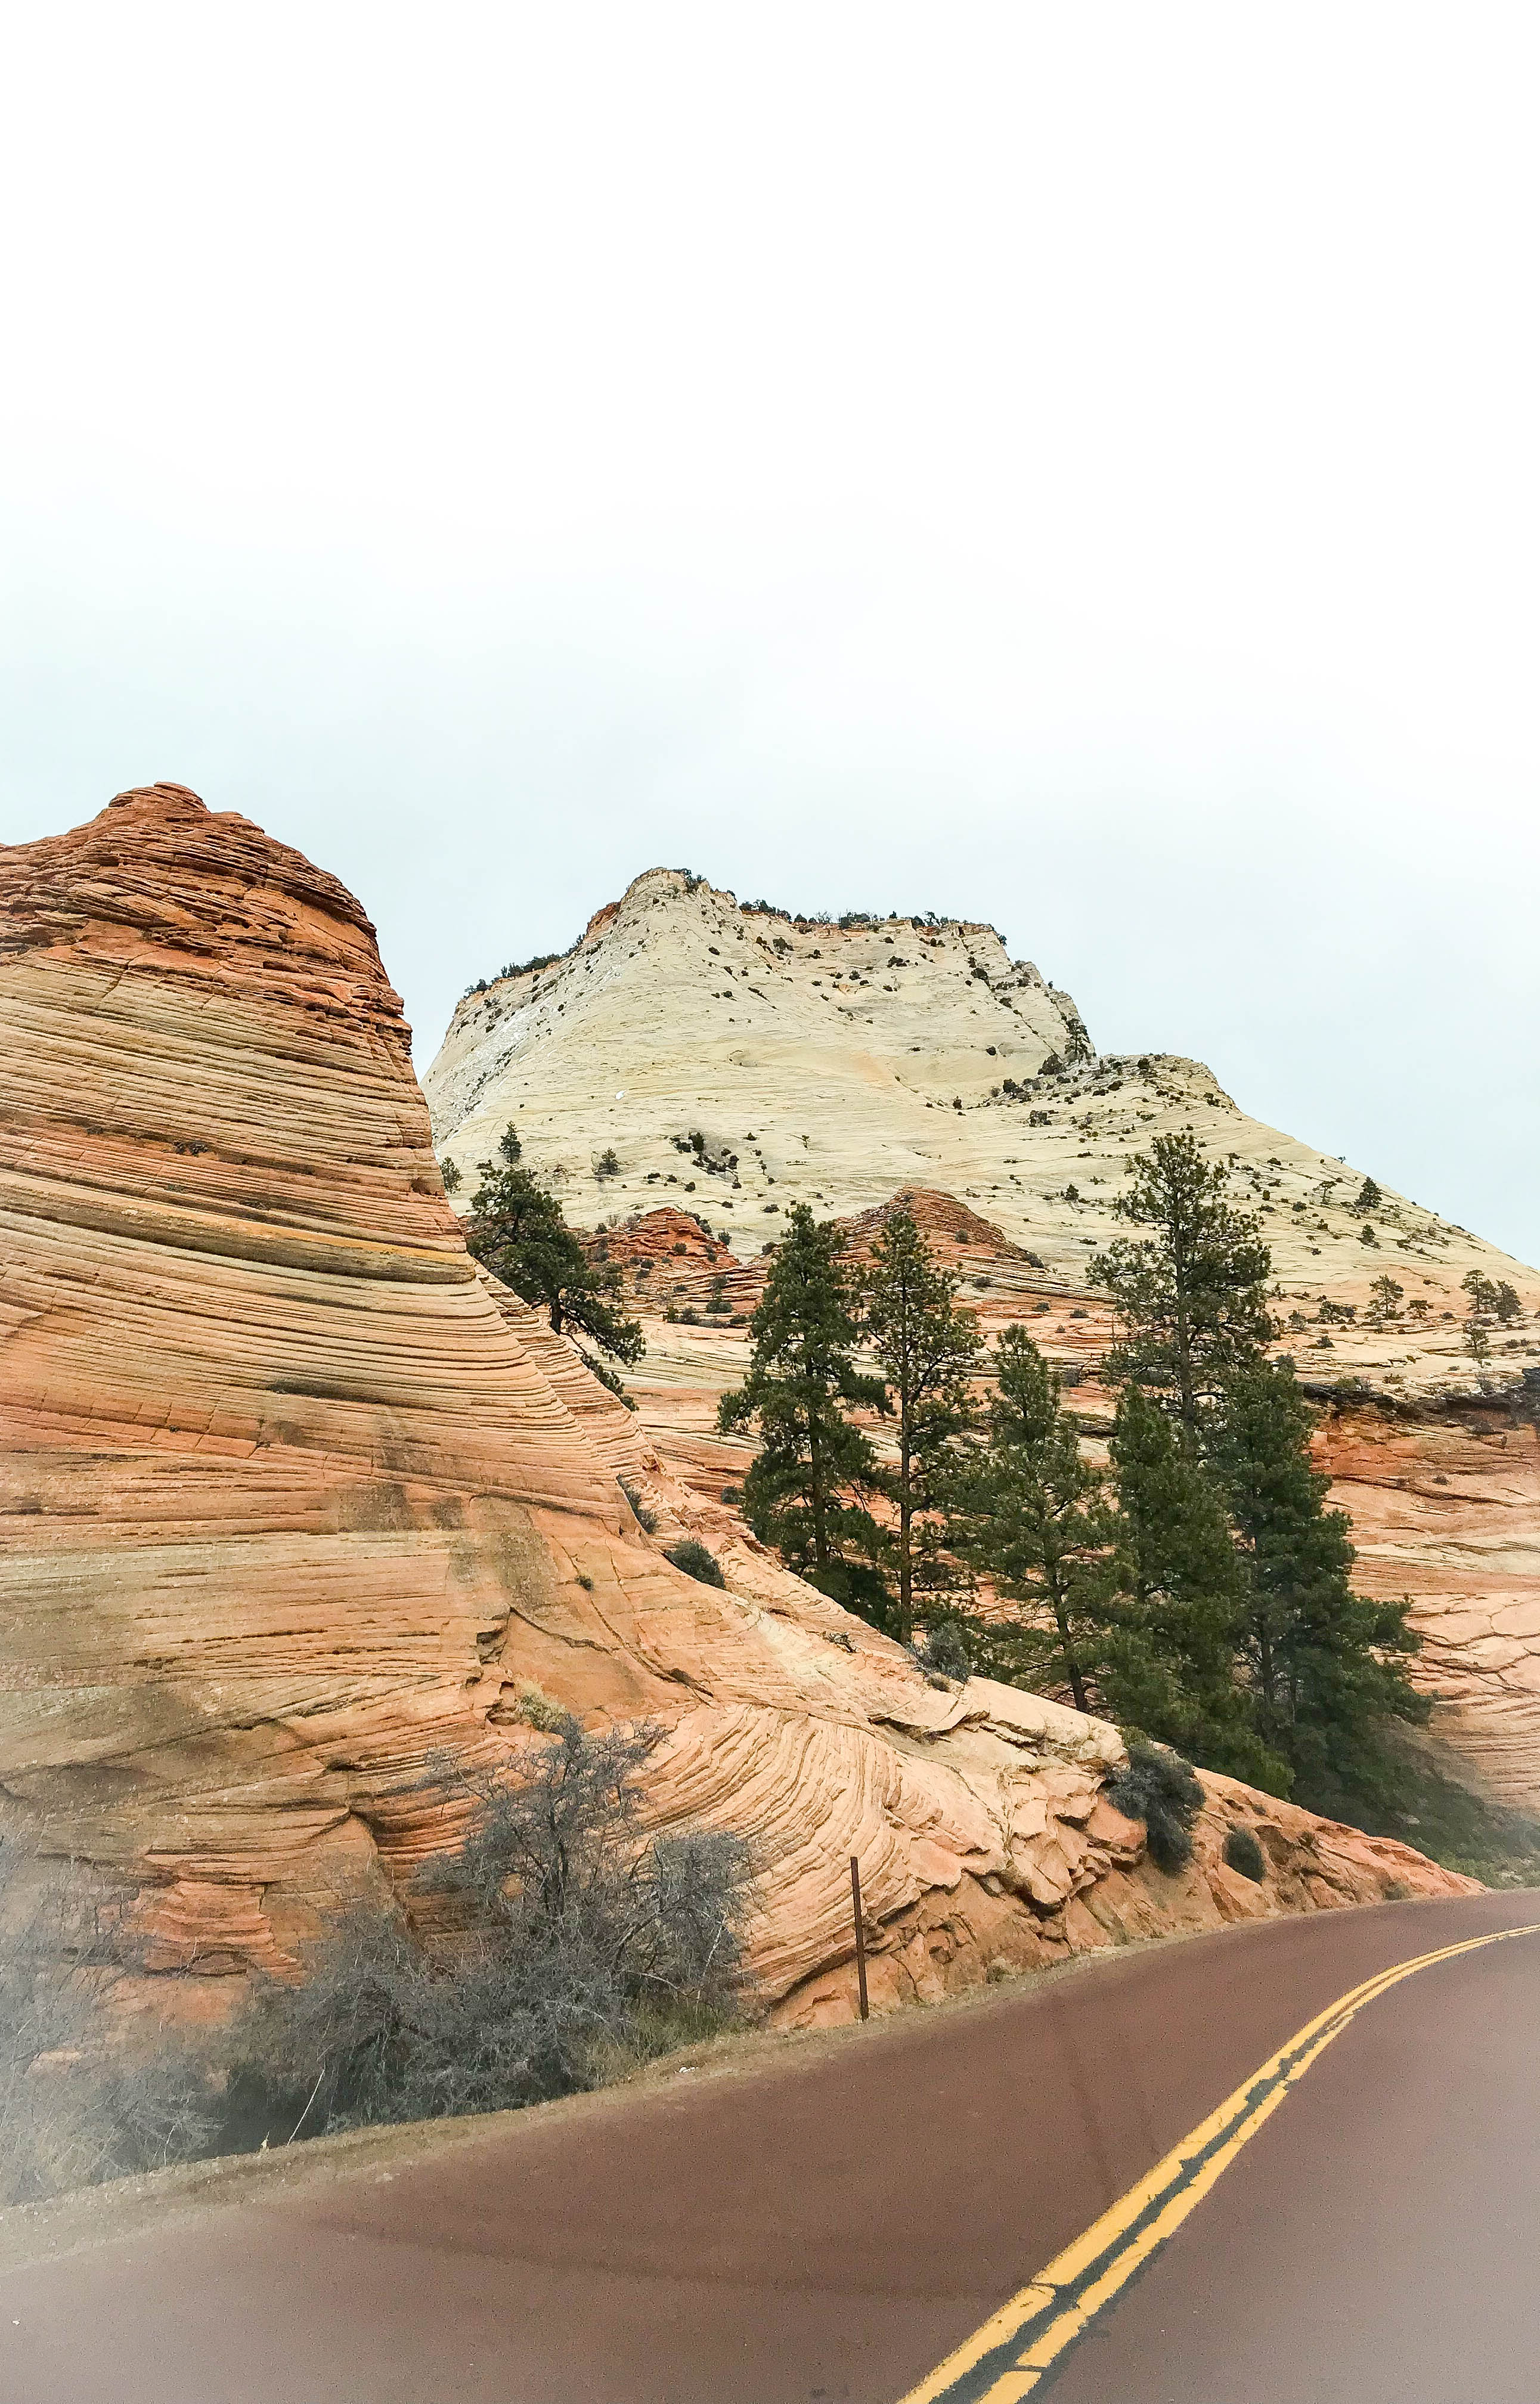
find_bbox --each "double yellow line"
[898,1920,1540,2404]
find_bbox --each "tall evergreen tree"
[1209,1359,1427,1811]
[1109,1384,1287,1790]
[955,1330,1116,1714]
[717,1206,888,1613]
[465,1128,643,1375]
[862,1211,981,1643]
[1092,1133,1272,1435]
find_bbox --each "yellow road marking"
[897,1919,1540,2404]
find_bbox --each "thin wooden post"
[850,1854,869,2021]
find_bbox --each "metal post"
[850,1854,869,2021]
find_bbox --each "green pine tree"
[717,1205,888,1615]
[1109,1384,1287,1790]
[465,1128,644,1374]
[862,1210,981,1644]
[955,1330,1117,1714]
[1211,1358,1427,1811]
[1092,1133,1272,1436]
[1461,1268,1501,1318]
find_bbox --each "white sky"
[3,3,1536,1262]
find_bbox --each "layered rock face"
[0,792,1474,2025]
[1313,1401,1540,1809]
[424,869,1535,1325]
[0,784,649,1973]
[426,869,1098,1264]
[429,869,1540,1811]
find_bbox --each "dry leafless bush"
[0,1720,755,2190]
[0,1840,218,2205]
[224,1715,754,2146]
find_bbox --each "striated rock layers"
[0,790,1473,2027]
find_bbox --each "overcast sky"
[3,4,1536,1263]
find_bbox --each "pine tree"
[1109,1384,1287,1789]
[1092,1133,1272,1436]
[717,1206,888,1615]
[465,1128,643,1372]
[1366,1275,1404,1327]
[1209,1359,1427,1811]
[1461,1268,1501,1318]
[862,1211,981,1643]
[955,1330,1116,1714]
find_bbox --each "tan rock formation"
[1311,1401,1540,1810]
[427,868,1540,1810]
[0,793,1474,2032]
[424,868,1536,1322]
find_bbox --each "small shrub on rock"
[1223,1824,1267,1883]
[918,1619,972,1681]
[512,1680,566,1730]
[1108,1742,1204,1875]
[618,1477,658,1534]
[665,1538,727,1588]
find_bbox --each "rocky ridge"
[0,793,1475,2031]
[426,869,1537,1370]
[428,869,1540,1812]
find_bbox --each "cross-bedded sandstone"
[0,791,1474,2028]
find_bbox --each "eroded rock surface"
[1313,1402,1540,1810]
[0,792,1475,2027]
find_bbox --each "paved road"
[4,1890,1538,2403]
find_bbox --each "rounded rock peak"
[108,782,208,813]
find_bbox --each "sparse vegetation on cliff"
[466,1126,643,1378]
[1107,1743,1204,1875]
[665,1537,727,1588]
[1464,1268,1522,1325]
[1224,1824,1267,1882]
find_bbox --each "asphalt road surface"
[4,1889,1538,2404]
